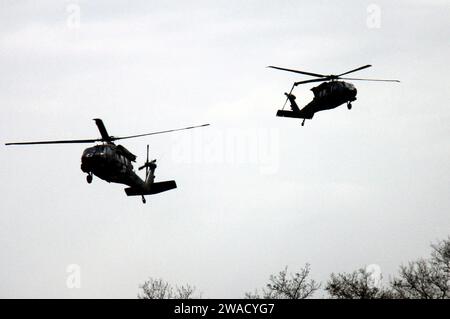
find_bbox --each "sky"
[0,0,449,298]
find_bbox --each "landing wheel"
[301,119,305,126]
[86,174,93,184]
[141,196,146,204]
[347,102,352,110]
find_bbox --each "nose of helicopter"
[81,153,93,173]
[346,85,357,100]
[81,148,100,172]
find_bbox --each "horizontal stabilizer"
[125,181,177,196]
[276,110,313,119]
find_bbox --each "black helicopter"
[5,119,209,204]
[268,64,399,126]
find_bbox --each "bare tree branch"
[246,264,320,299]
[138,278,200,299]
[390,237,450,299]
[326,268,394,299]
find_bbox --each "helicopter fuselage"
[311,81,357,109]
[277,81,357,121]
[81,143,144,189]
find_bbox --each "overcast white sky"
[0,0,449,298]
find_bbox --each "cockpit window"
[83,147,95,156]
[344,82,355,89]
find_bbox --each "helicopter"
[268,64,400,126]
[5,119,209,204]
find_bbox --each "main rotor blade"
[267,66,326,78]
[337,65,372,77]
[340,77,400,82]
[294,78,330,86]
[93,118,111,141]
[113,123,210,141]
[5,138,101,146]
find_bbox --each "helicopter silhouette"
[5,119,209,204]
[268,64,399,126]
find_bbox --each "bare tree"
[246,264,320,299]
[325,237,450,299]
[138,237,449,299]
[390,237,450,299]
[326,268,394,299]
[138,278,199,299]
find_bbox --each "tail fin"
[124,180,177,196]
[144,161,157,187]
[284,93,301,112]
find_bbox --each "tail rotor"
[125,144,176,202]
[145,144,149,177]
[138,145,157,173]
